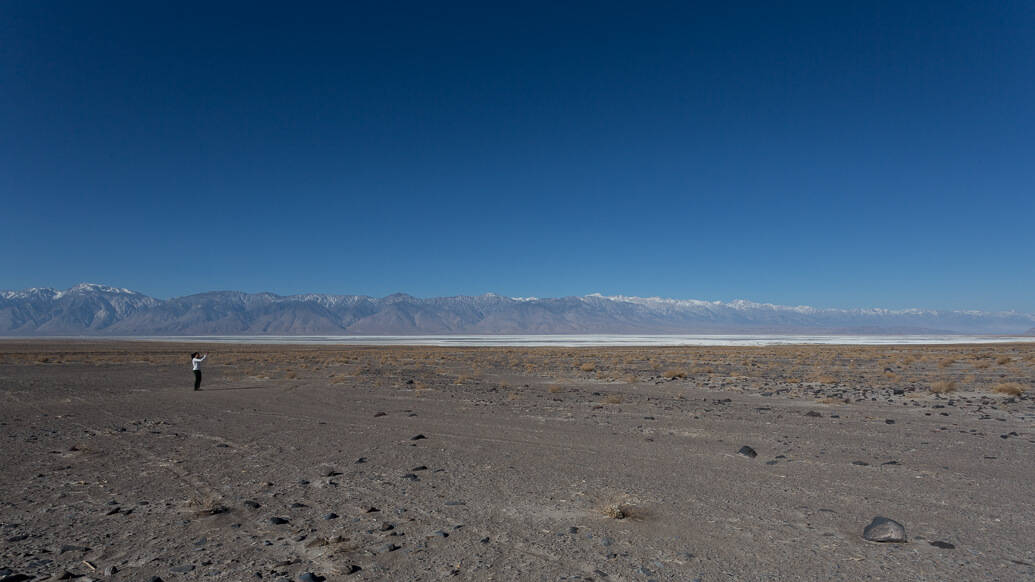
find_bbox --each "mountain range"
[2,283,1034,336]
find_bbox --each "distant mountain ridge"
[1,283,1034,336]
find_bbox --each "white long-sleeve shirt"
[192,355,207,371]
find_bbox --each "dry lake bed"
[1,341,1034,581]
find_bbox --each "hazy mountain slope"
[2,284,1034,335]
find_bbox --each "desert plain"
[1,340,1034,581]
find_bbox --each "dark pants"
[194,370,202,390]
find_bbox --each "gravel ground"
[1,341,1033,581]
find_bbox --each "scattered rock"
[410,434,427,440]
[243,500,261,509]
[344,564,362,575]
[737,446,757,459]
[269,517,290,525]
[170,565,195,573]
[373,412,386,417]
[365,507,380,513]
[323,512,339,520]
[804,411,822,417]
[298,573,325,582]
[929,540,956,549]
[863,516,907,542]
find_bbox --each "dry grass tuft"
[602,503,627,519]
[929,380,957,394]
[602,394,624,405]
[996,356,1012,365]
[991,382,1026,396]
[938,358,957,368]
[547,384,563,393]
[580,362,596,372]
[812,375,838,384]
[662,369,687,379]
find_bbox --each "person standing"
[191,352,207,390]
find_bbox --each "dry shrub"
[996,356,1012,365]
[939,358,956,368]
[580,362,596,372]
[547,384,563,393]
[506,391,520,401]
[693,365,714,374]
[883,371,899,381]
[602,503,627,519]
[929,380,957,394]
[622,374,637,384]
[812,375,838,384]
[602,394,623,405]
[973,361,990,369]
[285,371,297,379]
[992,382,1026,396]
[662,369,687,379]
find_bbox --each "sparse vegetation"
[992,382,1026,396]
[930,380,957,394]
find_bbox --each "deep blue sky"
[2,2,1033,311]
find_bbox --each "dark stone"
[410,434,427,440]
[804,411,822,417]
[344,564,362,575]
[863,516,907,542]
[6,534,28,542]
[929,541,955,549]
[147,577,164,582]
[379,522,394,531]
[737,446,757,458]
[269,517,290,525]
[298,573,325,582]
[851,461,870,466]
[444,501,465,506]
[355,457,367,463]
[885,419,895,424]
[290,502,308,508]
[170,565,196,573]
[411,465,428,471]
[373,412,386,417]
[0,575,32,582]
[384,543,401,552]
[243,500,261,509]
[432,530,449,537]
[365,507,380,513]
[323,513,339,520]
[401,473,419,481]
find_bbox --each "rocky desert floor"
[1,341,1034,582]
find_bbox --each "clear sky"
[2,2,1033,311]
